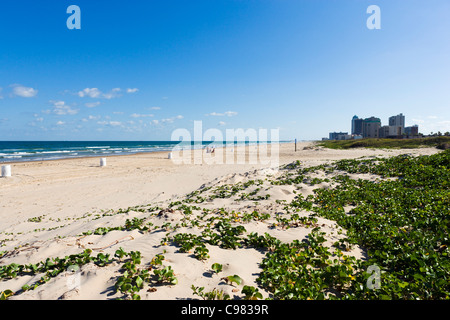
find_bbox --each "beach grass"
[316,136,450,150]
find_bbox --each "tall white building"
[389,113,405,129]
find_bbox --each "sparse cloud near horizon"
[130,113,154,118]
[85,101,101,108]
[97,120,123,127]
[206,111,238,117]
[45,100,79,116]
[411,116,450,134]
[161,115,184,123]
[82,115,101,122]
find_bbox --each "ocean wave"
[12,152,35,155]
[41,150,73,154]
[86,146,110,149]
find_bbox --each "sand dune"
[0,142,440,300]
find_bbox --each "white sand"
[0,142,440,300]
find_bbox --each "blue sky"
[1,0,449,141]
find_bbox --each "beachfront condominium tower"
[351,115,363,135]
[389,113,405,129]
[362,116,381,138]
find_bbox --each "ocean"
[0,141,285,163]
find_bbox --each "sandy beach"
[0,142,442,300]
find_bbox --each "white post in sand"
[1,165,11,177]
[168,152,172,159]
[100,158,107,167]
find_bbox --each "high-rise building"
[362,116,381,138]
[405,125,419,136]
[351,115,363,135]
[379,125,403,138]
[389,113,405,129]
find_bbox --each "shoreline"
[0,140,297,165]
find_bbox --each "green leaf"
[114,247,127,259]
[0,290,14,300]
[413,273,424,281]
[132,293,141,300]
[121,283,132,292]
[211,263,223,273]
[135,276,143,289]
[227,275,242,286]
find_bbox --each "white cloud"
[56,121,65,126]
[113,111,124,115]
[130,113,154,118]
[97,120,123,127]
[126,88,139,93]
[103,88,122,99]
[150,107,161,110]
[11,85,38,98]
[151,119,159,125]
[50,100,79,115]
[218,121,226,126]
[78,87,122,99]
[436,120,450,131]
[85,101,101,108]
[224,111,237,117]
[161,115,183,124]
[206,111,237,117]
[82,115,101,122]
[78,88,101,98]
[409,116,450,134]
